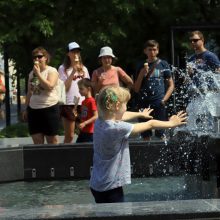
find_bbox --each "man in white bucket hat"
[92,46,133,94]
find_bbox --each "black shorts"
[90,187,124,203]
[27,104,60,136]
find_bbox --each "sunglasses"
[190,39,201,43]
[33,55,44,59]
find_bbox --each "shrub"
[0,122,65,138]
[0,123,29,138]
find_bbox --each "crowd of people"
[9,30,220,203]
[22,30,220,145]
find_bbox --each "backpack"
[57,79,66,105]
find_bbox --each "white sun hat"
[98,46,116,58]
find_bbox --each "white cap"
[68,42,81,51]
[98,46,115,58]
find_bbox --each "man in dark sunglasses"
[186,30,220,100]
[188,30,220,73]
[186,31,220,175]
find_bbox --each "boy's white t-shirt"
[90,118,134,192]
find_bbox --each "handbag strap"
[145,59,161,80]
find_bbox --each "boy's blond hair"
[97,86,130,119]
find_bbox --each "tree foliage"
[0,0,220,77]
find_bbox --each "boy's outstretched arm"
[131,111,187,134]
[122,108,153,121]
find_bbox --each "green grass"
[0,122,29,138]
[0,122,65,138]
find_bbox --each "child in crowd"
[90,86,187,203]
[76,78,98,143]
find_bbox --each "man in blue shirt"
[188,30,220,73]
[134,40,174,140]
[186,31,220,177]
[186,30,220,133]
[187,30,220,91]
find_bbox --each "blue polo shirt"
[135,59,172,103]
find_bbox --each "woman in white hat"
[58,42,90,143]
[92,46,133,94]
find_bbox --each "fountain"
[172,63,220,183]
[1,65,220,219]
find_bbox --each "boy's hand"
[79,122,87,130]
[140,67,148,77]
[169,111,187,126]
[144,63,149,72]
[139,108,153,119]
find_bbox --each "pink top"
[58,65,90,105]
[91,66,126,93]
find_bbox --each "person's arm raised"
[131,111,187,135]
[134,65,149,93]
[34,66,58,90]
[122,108,153,121]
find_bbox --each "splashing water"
[136,63,220,139]
[163,133,168,146]
[173,62,220,137]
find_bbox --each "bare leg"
[31,133,45,144]
[46,135,59,144]
[62,117,75,143]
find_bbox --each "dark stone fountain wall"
[0,147,24,182]
[0,137,217,182]
[1,138,220,220]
